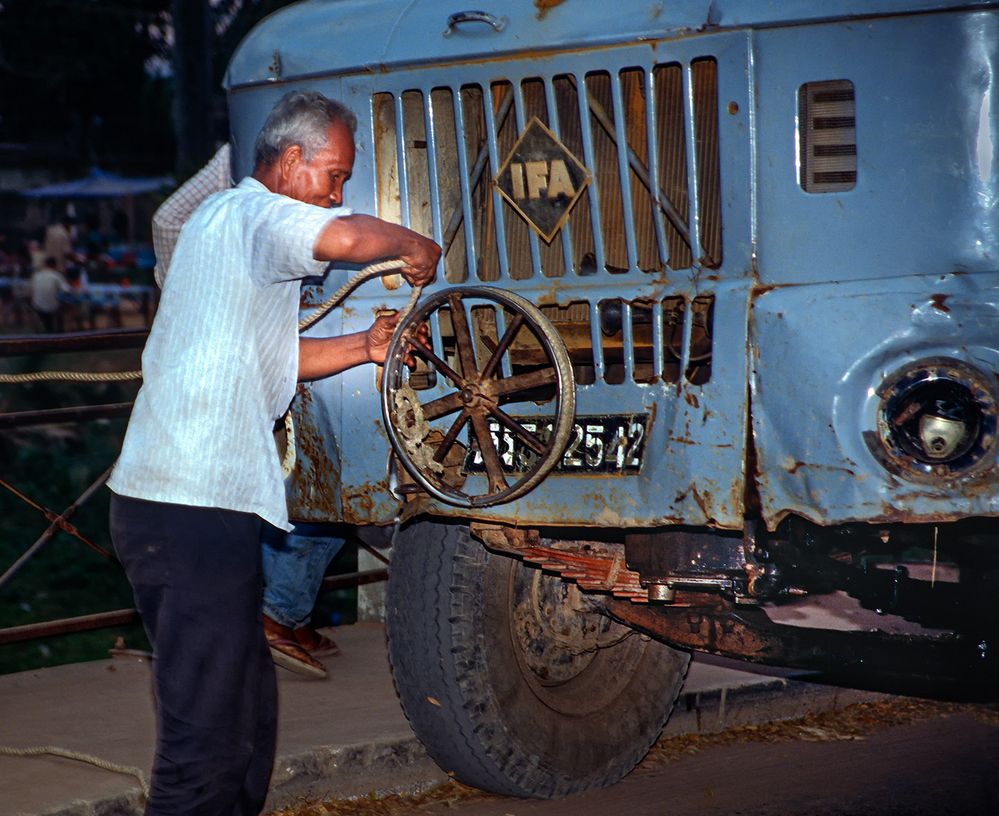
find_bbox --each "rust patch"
[471,523,648,602]
[286,385,341,520]
[300,287,322,307]
[930,293,951,313]
[535,0,567,20]
[342,487,375,520]
[785,459,857,478]
[684,390,700,409]
[689,484,711,519]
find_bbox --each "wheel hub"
[511,569,611,685]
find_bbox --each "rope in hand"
[0,258,423,798]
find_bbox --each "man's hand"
[399,234,442,287]
[365,312,430,367]
[299,311,431,381]
[365,312,400,365]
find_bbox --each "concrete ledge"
[268,737,446,805]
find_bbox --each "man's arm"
[302,214,441,381]
[313,214,441,287]
[298,312,402,381]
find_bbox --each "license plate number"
[464,414,649,474]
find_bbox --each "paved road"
[415,707,999,816]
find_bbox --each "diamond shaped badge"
[494,117,591,243]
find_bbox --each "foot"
[263,614,327,679]
[294,624,341,657]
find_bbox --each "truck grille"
[372,57,721,385]
[373,58,722,282]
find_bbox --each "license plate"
[464,414,649,474]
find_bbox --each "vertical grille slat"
[423,91,446,263]
[482,83,513,281]
[692,59,723,268]
[610,71,641,273]
[543,77,577,279]
[682,62,703,269]
[621,300,635,382]
[588,299,607,382]
[444,92,478,281]
[575,71,609,275]
[393,94,412,229]
[449,89,477,282]
[642,68,671,269]
[650,298,665,381]
[616,67,663,273]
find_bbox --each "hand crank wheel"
[381,286,576,508]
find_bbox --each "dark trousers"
[34,307,61,333]
[110,494,277,816]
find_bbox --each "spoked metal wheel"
[381,286,575,507]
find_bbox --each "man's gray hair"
[254,90,358,168]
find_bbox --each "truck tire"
[386,520,690,798]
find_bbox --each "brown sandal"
[294,624,340,657]
[264,615,327,678]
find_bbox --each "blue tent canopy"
[21,167,173,198]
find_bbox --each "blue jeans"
[261,522,345,629]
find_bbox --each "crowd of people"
[0,215,152,333]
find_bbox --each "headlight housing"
[868,357,998,482]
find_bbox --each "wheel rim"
[506,561,642,717]
[382,286,576,507]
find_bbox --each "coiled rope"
[0,257,423,798]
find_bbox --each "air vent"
[798,79,856,193]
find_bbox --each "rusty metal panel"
[751,273,999,528]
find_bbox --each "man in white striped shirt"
[149,140,351,682]
[107,91,440,815]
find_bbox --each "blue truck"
[226,0,999,798]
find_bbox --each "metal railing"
[0,327,386,650]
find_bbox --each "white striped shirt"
[108,176,344,530]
